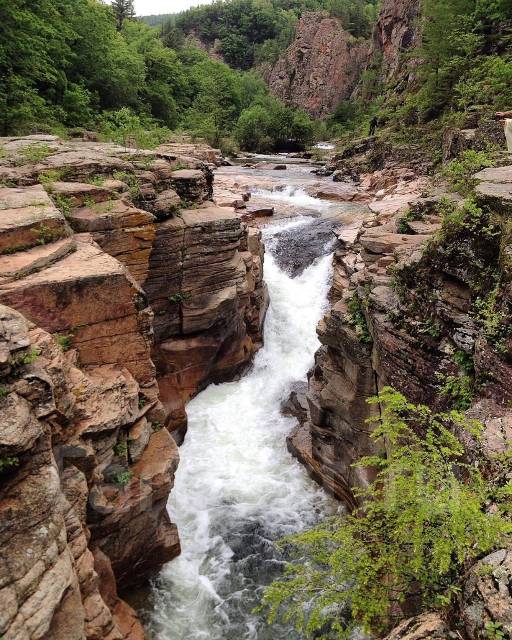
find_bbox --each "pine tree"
[111,0,135,31]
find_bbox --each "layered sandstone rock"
[292,158,512,504]
[0,135,268,638]
[289,153,512,635]
[146,206,268,434]
[0,304,174,640]
[266,12,369,118]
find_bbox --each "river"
[148,157,350,640]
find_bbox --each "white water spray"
[150,220,335,640]
[252,185,334,211]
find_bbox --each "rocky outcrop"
[147,206,267,433]
[370,0,422,82]
[0,135,268,637]
[0,304,169,640]
[289,142,512,635]
[266,12,369,119]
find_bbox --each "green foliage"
[52,194,72,217]
[17,144,54,165]
[438,374,474,410]
[172,0,379,70]
[486,622,507,639]
[0,456,20,475]
[261,388,511,638]
[443,150,494,195]
[114,441,128,457]
[16,348,40,366]
[111,0,135,31]
[114,470,133,486]
[54,334,72,352]
[169,292,189,304]
[438,197,496,238]
[235,95,315,151]
[345,293,372,344]
[453,349,474,374]
[474,284,512,353]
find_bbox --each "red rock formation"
[291,151,512,507]
[371,0,422,81]
[267,12,369,118]
[0,135,268,638]
[0,304,162,640]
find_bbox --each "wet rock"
[271,218,338,276]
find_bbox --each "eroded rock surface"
[267,12,369,118]
[0,135,268,638]
[0,304,168,640]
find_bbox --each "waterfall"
[149,218,336,640]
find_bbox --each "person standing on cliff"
[369,116,378,137]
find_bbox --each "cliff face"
[370,0,422,83]
[267,12,369,119]
[0,135,267,639]
[288,136,512,634]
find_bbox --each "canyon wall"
[0,135,267,639]
[288,134,512,635]
[370,0,422,82]
[266,12,369,119]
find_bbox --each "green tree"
[261,388,511,638]
[111,0,135,31]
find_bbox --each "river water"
[149,213,337,639]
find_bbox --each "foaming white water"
[150,223,335,640]
[314,142,335,150]
[252,185,333,211]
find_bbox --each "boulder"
[460,548,512,639]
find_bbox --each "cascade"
[149,218,336,640]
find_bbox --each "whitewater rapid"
[150,219,336,640]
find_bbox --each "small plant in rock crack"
[53,194,72,217]
[114,441,128,457]
[169,292,189,304]
[15,348,40,367]
[438,373,474,410]
[138,396,147,410]
[345,293,372,344]
[0,456,20,475]
[54,334,72,352]
[485,622,506,639]
[114,470,133,487]
[0,386,8,399]
[152,421,163,432]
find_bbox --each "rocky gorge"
[3,120,512,640]
[0,135,267,640]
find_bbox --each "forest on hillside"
[1,0,511,152]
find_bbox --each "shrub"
[261,388,510,638]
[54,334,72,352]
[443,150,494,195]
[114,470,133,486]
[438,374,474,410]
[114,441,128,457]
[345,293,372,344]
[98,108,171,149]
